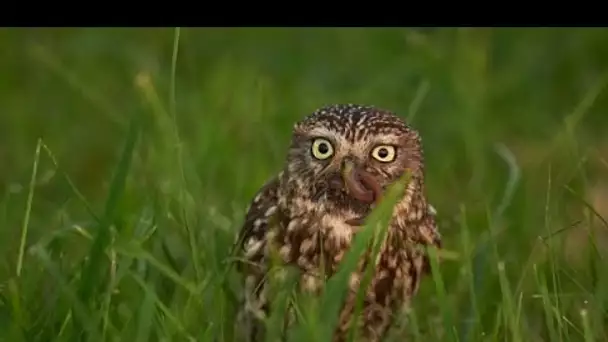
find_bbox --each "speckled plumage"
[235,104,441,341]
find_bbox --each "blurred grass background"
[1,27,608,341]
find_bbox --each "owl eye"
[371,145,396,162]
[311,138,334,160]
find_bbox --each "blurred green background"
[1,27,608,341]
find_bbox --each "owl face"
[280,104,423,218]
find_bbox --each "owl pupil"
[378,148,388,158]
[318,143,329,154]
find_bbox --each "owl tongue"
[342,168,383,227]
[344,167,381,205]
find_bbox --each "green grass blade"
[7,279,27,341]
[40,141,99,222]
[264,267,299,342]
[533,263,559,342]
[30,245,99,339]
[563,71,608,138]
[16,139,41,277]
[497,261,522,342]
[168,27,202,283]
[135,65,202,283]
[580,309,595,342]
[130,274,196,341]
[406,308,423,342]
[407,80,431,123]
[428,245,456,342]
[101,237,118,341]
[135,285,156,342]
[170,27,180,118]
[114,240,200,296]
[77,117,140,323]
[457,205,480,341]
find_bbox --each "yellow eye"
[371,145,396,162]
[311,138,334,160]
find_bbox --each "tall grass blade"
[40,141,99,222]
[170,27,180,119]
[542,164,568,340]
[135,286,156,342]
[77,117,139,329]
[533,263,559,342]
[563,72,608,138]
[406,308,422,342]
[407,80,431,123]
[457,205,480,341]
[264,267,299,342]
[135,65,202,282]
[130,273,196,341]
[461,143,520,341]
[167,27,202,282]
[101,234,118,341]
[497,261,522,342]
[114,241,200,296]
[16,138,41,277]
[30,245,99,340]
[563,185,608,231]
[428,245,455,342]
[7,279,26,341]
[580,309,595,342]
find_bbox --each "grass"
[1,27,608,341]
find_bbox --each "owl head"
[278,104,425,222]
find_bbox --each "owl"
[234,104,441,342]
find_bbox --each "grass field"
[1,27,608,341]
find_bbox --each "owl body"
[236,104,441,341]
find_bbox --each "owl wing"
[233,175,282,341]
[419,203,442,275]
[235,175,281,271]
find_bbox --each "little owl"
[234,104,441,341]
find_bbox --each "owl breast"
[272,211,356,286]
[272,202,422,297]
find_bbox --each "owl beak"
[341,159,381,205]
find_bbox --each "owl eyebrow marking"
[305,127,339,139]
[368,135,402,147]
